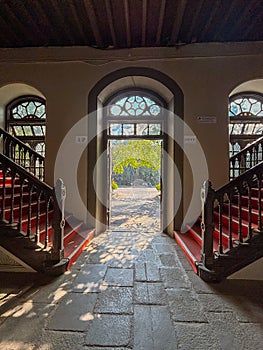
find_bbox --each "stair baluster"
[201,181,215,270]
[18,178,24,232]
[218,198,223,254]
[228,192,233,249]
[238,190,243,243]
[9,171,15,224]
[0,165,7,222]
[52,178,66,261]
[35,191,41,244]
[257,174,262,232]
[27,185,33,237]
[247,184,253,240]
[44,196,51,249]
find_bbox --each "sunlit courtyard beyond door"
[109,139,162,232]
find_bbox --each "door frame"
[106,137,164,229]
[87,67,184,235]
[103,89,167,229]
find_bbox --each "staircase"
[0,129,95,274]
[175,137,263,282]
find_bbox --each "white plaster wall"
[0,43,262,228]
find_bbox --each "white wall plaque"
[197,116,217,124]
[75,136,88,144]
[184,135,197,144]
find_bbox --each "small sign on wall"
[197,116,217,124]
[75,136,88,144]
[184,135,197,144]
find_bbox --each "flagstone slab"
[85,314,131,347]
[47,293,97,331]
[103,268,134,287]
[94,287,133,314]
[72,264,107,293]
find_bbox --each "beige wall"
[0,43,263,229]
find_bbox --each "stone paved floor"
[0,229,263,350]
[111,187,160,231]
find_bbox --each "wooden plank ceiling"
[0,0,262,49]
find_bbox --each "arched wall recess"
[228,79,263,156]
[0,83,45,131]
[86,67,207,235]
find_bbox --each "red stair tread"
[187,224,202,245]
[65,228,95,269]
[174,231,201,273]
[64,215,84,242]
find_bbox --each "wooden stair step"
[174,230,201,273]
[222,203,260,225]
[65,228,95,269]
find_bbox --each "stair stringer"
[0,245,36,272]
[0,226,59,273]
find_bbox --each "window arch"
[229,92,263,156]
[105,90,165,138]
[6,96,46,156]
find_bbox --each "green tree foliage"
[111,180,118,190]
[155,183,161,191]
[112,140,161,174]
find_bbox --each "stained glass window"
[6,96,46,156]
[229,93,263,157]
[106,93,163,138]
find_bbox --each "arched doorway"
[87,68,184,236]
[104,89,166,230]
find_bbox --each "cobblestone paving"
[111,187,160,231]
[0,230,263,350]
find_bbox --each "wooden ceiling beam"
[141,0,147,46]
[170,0,188,44]
[213,0,238,41]
[83,0,103,48]
[243,7,262,40]
[49,0,75,45]
[34,0,61,44]
[199,1,220,41]
[2,1,36,46]
[124,0,131,47]
[19,1,48,43]
[0,11,21,46]
[155,0,166,45]
[105,0,117,48]
[68,0,87,43]
[227,0,257,39]
[185,0,204,43]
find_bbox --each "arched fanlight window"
[105,91,164,138]
[228,93,263,156]
[6,96,46,156]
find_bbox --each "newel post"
[52,178,66,261]
[200,180,215,270]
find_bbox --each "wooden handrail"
[0,128,45,180]
[201,161,263,270]
[0,153,65,262]
[0,153,50,192]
